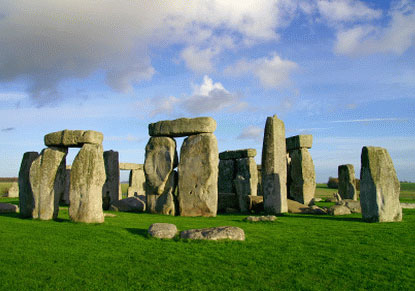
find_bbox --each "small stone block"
[219,149,257,160]
[286,135,312,151]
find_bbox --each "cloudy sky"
[0,0,414,182]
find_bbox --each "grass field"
[0,182,13,197]
[0,198,414,290]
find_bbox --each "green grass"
[0,182,13,197]
[1,198,414,290]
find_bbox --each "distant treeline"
[0,177,18,182]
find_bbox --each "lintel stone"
[149,117,216,137]
[44,130,103,147]
[119,163,143,170]
[286,135,312,151]
[219,149,257,160]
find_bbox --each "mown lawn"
[1,197,414,290]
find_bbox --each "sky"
[0,0,414,182]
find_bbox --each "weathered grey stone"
[309,205,327,215]
[178,133,218,217]
[235,157,258,195]
[328,204,352,216]
[0,202,19,213]
[234,176,250,213]
[127,168,146,197]
[360,146,402,222]
[148,223,178,239]
[146,171,177,215]
[110,196,146,212]
[337,199,361,213]
[401,203,415,209]
[149,117,216,137]
[244,215,276,222]
[247,195,264,213]
[18,152,39,218]
[338,164,357,200]
[219,149,257,160]
[287,199,326,215]
[6,182,19,198]
[262,115,287,214]
[180,226,245,241]
[69,144,106,223]
[218,193,238,213]
[119,163,143,170]
[218,159,235,193]
[103,150,121,210]
[44,129,103,147]
[257,165,262,196]
[62,168,71,206]
[30,147,67,220]
[286,135,312,151]
[288,148,316,206]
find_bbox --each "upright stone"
[261,115,287,214]
[7,182,19,198]
[144,137,178,215]
[218,159,235,193]
[62,167,71,205]
[234,157,258,212]
[289,149,316,205]
[18,152,39,218]
[69,144,106,223]
[30,147,67,220]
[127,168,146,197]
[338,164,357,200]
[360,146,402,222]
[103,150,121,209]
[178,133,218,217]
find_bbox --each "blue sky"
[0,0,414,182]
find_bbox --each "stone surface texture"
[62,168,71,205]
[0,203,19,213]
[288,148,316,206]
[6,182,19,198]
[119,163,143,170]
[18,151,39,218]
[337,199,361,213]
[44,129,103,147]
[103,150,121,210]
[148,223,178,239]
[149,117,216,137]
[328,205,352,216]
[338,164,357,200]
[110,196,146,212]
[180,226,245,241]
[30,147,67,220]
[286,135,313,151]
[219,149,257,160]
[178,133,218,217]
[146,171,177,215]
[69,144,106,223]
[218,159,235,193]
[261,115,288,214]
[360,146,402,222]
[244,215,276,222]
[127,168,146,197]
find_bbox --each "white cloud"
[0,92,26,101]
[106,135,144,142]
[331,118,410,123]
[335,0,415,56]
[225,53,298,89]
[237,126,263,141]
[317,0,381,23]
[180,46,218,73]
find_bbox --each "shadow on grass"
[0,213,19,218]
[287,214,362,222]
[125,228,148,237]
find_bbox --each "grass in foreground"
[0,198,414,290]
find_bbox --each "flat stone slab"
[0,203,19,213]
[119,163,143,170]
[148,223,178,239]
[244,215,276,222]
[180,226,245,241]
[219,149,257,160]
[286,135,312,151]
[45,130,103,147]
[401,203,415,209]
[110,196,146,212]
[149,117,216,137]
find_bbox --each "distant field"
[0,182,13,197]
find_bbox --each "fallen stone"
[244,215,276,222]
[148,223,178,239]
[328,204,352,216]
[104,213,117,217]
[337,199,361,213]
[401,203,415,209]
[360,146,402,222]
[309,205,327,215]
[0,203,19,213]
[119,163,143,170]
[69,144,106,223]
[110,196,146,212]
[44,129,103,147]
[262,115,288,214]
[30,147,67,220]
[219,149,257,160]
[6,182,19,198]
[286,135,313,151]
[18,151,39,218]
[338,164,357,200]
[287,199,313,214]
[180,226,245,241]
[218,159,235,193]
[149,117,217,137]
[178,133,218,217]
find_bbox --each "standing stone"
[218,159,235,193]
[289,148,316,206]
[360,146,402,222]
[234,157,258,212]
[127,168,146,197]
[178,133,218,217]
[69,144,106,223]
[30,147,67,220]
[62,167,71,205]
[18,152,39,218]
[261,115,287,214]
[102,150,121,210]
[257,165,262,196]
[7,182,19,198]
[338,164,357,200]
[144,137,178,215]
